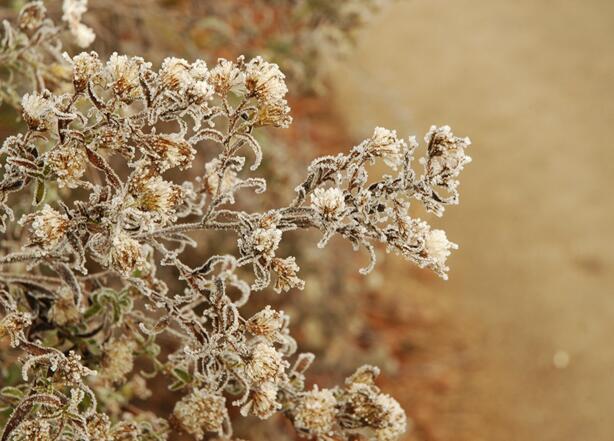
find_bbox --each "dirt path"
[331,1,614,440]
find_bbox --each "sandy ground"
[331,1,614,440]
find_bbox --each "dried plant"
[0,2,471,440]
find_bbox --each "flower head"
[108,230,144,276]
[62,0,95,47]
[0,311,32,347]
[18,1,47,31]
[425,229,457,276]
[53,350,96,386]
[246,306,285,340]
[144,133,195,171]
[294,387,338,436]
[240,382,281,419]
[106,53,145,101]
[21,92,54,131]
[100,336,136,383]
[20,204,70,249]
[209,58,244,95]
[67,51,102,92]
[244,341,287,386]
[11,419,52,441]
[271,257,305,293]
[368,127,407,169]
[245,57,288,104]
[133,175,183,222]
[47,143,88,188]
[311,187,346,222]
[422,125,472,187]
[159,57,192,92]
[172,389,228,438]
[343,383,407,440]
[49,287,80,326]
[252,227,282,258]
[244,57,291,127]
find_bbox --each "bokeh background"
[331,1,614,440]
[1,0,613,440]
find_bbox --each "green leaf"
[172,368,191,384]
[33,179,45,206]
[0,386,23,400]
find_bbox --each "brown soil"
[331,1,614,440]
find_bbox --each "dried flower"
[173,389,229,438]
[0,311,32,348]
[144,134,196,171]
[67,51,102,92]
[106,53,145,101]
[62,0,95,47]
[368,127,406,169]
[244,57,292,127]
[342,383,407,439]
[209,58,244,95]
[245,57,288,104]
[251,227,283,258]
[422,125,472,188]
[18,1,47,31]
[21,204,70,249]
[86,413,112,440]
[271,257,305,293]
[425,229,457,276]
[240,382,281,419]
[21,92,54,131]
[53,351,96,386]
[293,386,338,436]
[11,419,52,441]
[49,287,80,326]
[255,99,292,128]
[133,175,183,221]
[246,306,284,340]
[47,143,88,188]
[244,341,287,385]
[107,230,144,276]
[159,57,193,92]
[100,337,136,383]
[311,187,346,222]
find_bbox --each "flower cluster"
[0,1,96,109]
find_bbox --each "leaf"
[85,147,121,189]
[0,387,23,401]
[32,179,45,206]
[172,368,192,384]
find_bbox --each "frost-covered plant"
[0,1,95,108]
[0,2,471,440]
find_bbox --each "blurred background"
[331,1,614,440]
[1,0,613,440]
